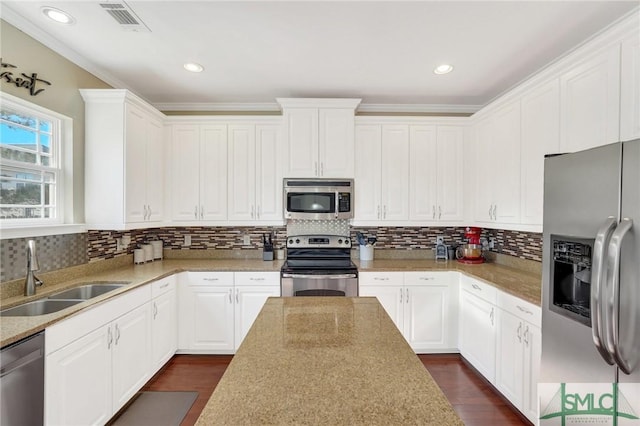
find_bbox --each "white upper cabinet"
[410,125,464,223]
[278,98,361,178]
[474,101,521,226]
[170,124,228,222]
[81,89,166,230]
[354,123,410,223]
[520,80,561,227]
[621,32,640,142]
[228,123,283,222]
[560,43,621,152]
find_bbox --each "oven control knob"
[295,239,300,244]
[338,239,343,244]
[288,239,293,245]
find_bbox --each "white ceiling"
[2,1,639,112]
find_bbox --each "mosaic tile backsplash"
[0,226,542,282]
[1,233,88,282]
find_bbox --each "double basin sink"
[0,282,129,317]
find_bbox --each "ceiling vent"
[99,1,150,32]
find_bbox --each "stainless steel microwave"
[283,178,354,220]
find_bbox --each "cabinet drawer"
[460,274,497,305]
[234,272,280,286]
[497,291,541,327]
[186,271,234,286]
[358,271,403,286]
[151,275,176,298]
[404,271,451,286]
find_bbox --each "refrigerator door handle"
[590,216,617,365]
[606,217,633,374]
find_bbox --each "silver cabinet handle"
[160,282,170,289]
[320,162,324,177]
[194,205,198,219]
[383,205,387,219]
[405,288,409,304]
[200,205,204,219]
[257,205,261,219]
[471,283,482,291]
[591,216,617,366]
[516,305,533,315]
[235,288,239,304]
[524,325,530,346]
[203,277,219,281]
[432,205,436,219]
[490,307,494,326]
[228,289,232,303]
[314,162,318,177]
[419,277,434,281]
[517,322,522,343]
[251,205,255,219]
[373,277,389,281]
[492,205,497,220]
[153,301,158,319]
[607,218,633,374]
[115,324,120,345]
[250,277,265,281]
[488,205,493,220]
[377,205,381,219]
[399,288,403,304]
[107,326,113,349]
[438,206,442,219]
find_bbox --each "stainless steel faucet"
[24,240,43,296]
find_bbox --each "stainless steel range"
[281,235,358,297]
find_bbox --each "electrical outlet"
[489,237,496,249]
[184,235,191,247]
[243,234,251,245]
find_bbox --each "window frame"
[0,92,79,237]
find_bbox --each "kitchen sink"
[47,282,129,300]
[0,299,83,317]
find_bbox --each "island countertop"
[195,297,464,425]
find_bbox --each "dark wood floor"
[142,354,529,426]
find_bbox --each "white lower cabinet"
[177,271,279,353]
[458,275,497,383]
[45,286,152,426]
[359,271,458,353]
[151,276,177,371]
[495,292,542,424]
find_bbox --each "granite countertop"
[196,297,464,425]
[0,257,541,348]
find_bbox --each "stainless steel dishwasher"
[1,331,44,425]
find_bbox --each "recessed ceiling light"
[183,63,204,73]
[42,7,75,25]
[434,64,454,75]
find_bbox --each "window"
[0,95,65,226]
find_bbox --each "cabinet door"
[520,80,560,226]
[145,117,164,222]
[621,33,640,141]
[409,125,438,221]
[228,125,256,221]
[45,325,112,426]
[234,285,280,348]
[285,108,318,177]
[495,310,524,409]
[319,108,355,177]
[474,118,495,223]
[187,286,235,351]
[200,125,228,221]
[404,285,450,351]
[170,125,201,221]
[523,323,542,424]
[381,125,410,221]
[359,285,404,332]
[151,289,177,370]
[112,303,151,412]
[125,103,148,223]
[354,125,382,221]
[560,44,621,152]
[436,126,464,222]
[460,290,497,383]
[255,124,283,221]
[492,102,521,224]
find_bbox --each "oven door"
[281,272,358,297]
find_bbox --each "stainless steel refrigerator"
[540,139,639,388]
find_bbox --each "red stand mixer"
[456,227,485,264]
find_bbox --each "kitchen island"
[195,297,463,425]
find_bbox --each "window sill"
[0,224,86,240]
